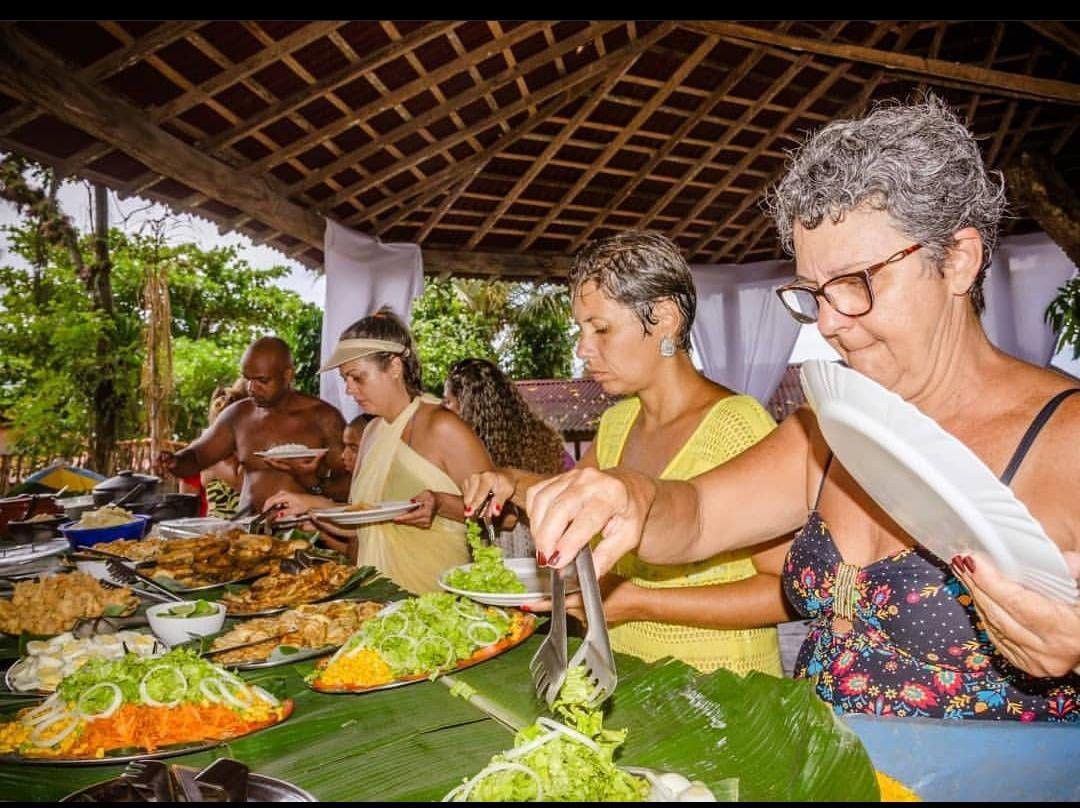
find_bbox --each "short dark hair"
[568,230,696,350]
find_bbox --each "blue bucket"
[59,514,151,548]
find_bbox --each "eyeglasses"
[775,243,923,324]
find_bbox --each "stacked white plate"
[800,360,1078,603]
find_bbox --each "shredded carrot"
[55,700,291,758]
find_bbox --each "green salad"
[444,667,651,802]
[443,521,526,593]
[320,592,514,679]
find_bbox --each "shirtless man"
[158,336,350,512]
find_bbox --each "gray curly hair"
[568,230,696,350]
[765,94,1006,314]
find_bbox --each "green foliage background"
[0,226,323,452]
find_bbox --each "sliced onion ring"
[76,682,123,720]
[458,762,543,802]
[536,717,601,754]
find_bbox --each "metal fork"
[529,559,568,706]
[566,544,617,707]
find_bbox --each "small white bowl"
[145,600,225,647]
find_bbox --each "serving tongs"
[101,556,185,602]
[529,544,617,708]
[470,489,498,548]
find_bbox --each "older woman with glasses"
[525,96,1080,721]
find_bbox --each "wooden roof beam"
[470,24,680,251]
[682,21,1080,104]
[420,249,572,279]
[293,22,620,199]
[0,21,204,137]
[1024,21,1080,59]
[200,21,456,154]
[0,25,324,250]
[243,21,548,175]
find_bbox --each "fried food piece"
[0,573,137,635]
[209,600,383,664]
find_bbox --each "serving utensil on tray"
[103,557,185,602]
[199,631,292,658]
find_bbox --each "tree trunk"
[88,183,119,475]
[1004,152,1080,268]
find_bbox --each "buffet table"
[2,635,1078,802]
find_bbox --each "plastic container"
[59,514,151,548]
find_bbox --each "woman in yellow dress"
[266,308,494,595]
[465,231,793,675]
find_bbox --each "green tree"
[409,277,575,393]
[1046,276,1080,360]
[0,224,323,456]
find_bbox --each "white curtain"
[690,258,801,404]
[320,219,424,420]
[982,231,1077,366]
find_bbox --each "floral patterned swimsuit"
[783,389,1080,722]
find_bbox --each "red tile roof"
[764,364,806,423]
[514,378,622,438]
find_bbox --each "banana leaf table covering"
[0,636,882,802]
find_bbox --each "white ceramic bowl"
[145,600,226,647]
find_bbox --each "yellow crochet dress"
[597,395,783,676]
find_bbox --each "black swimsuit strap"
[999,388,1080,486]
[813,453,834,510]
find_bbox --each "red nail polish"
[464,506,472,516]
[547,550,561,567]
[519,605,531,613]
[950,555,963,569]
[493,504,502,516]
[963,556,976,574]
[536,551,547,566]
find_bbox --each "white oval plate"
[254,447,328,460]
[309,501,419,526]
[438,557,580,607]
[800,360,1077,602]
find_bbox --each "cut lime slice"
[167,603,198,617]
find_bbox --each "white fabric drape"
[690,259,801,404]
[320,219,424,420]
[982,231,1077,366]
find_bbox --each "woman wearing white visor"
[266,307,494,594]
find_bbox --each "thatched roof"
[0,21,1076,278]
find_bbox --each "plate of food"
[439,557,579,608]
[254,444,329,460]
[0,647,293,764]
[309,500,420,526]
[94,533,313,592]
[443,666,724,802]
[5,630,164,694]
[199,599,385,669]
[309,592,536,693]
[0,572,140,637]
[217,562,370,618]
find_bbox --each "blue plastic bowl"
[60,514,151,548]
